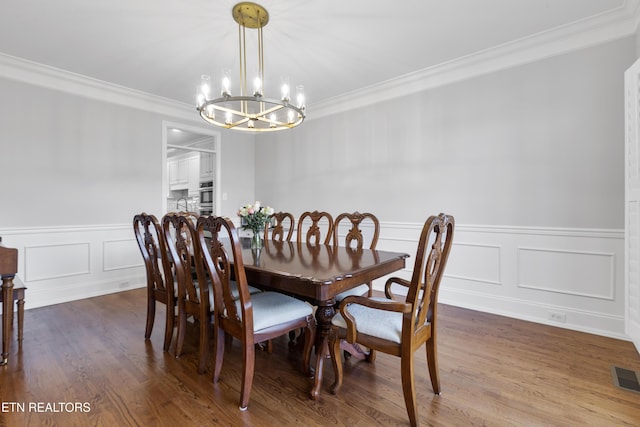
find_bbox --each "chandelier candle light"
[196,2,306,131]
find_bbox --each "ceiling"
[0,0,633,109]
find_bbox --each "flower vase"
[251,230,263,249]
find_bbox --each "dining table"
[237,238,409,399]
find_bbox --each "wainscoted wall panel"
[0,224,145,311]
[446,243,502,286]
[372,222,626,340]
[0,222,626,340]
[103,238,142,271]
[24,242,90,282]
[517,247,615,300]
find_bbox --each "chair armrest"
[338,295,412,343]
[384,276,411,300]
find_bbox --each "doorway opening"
[162,121,222,216]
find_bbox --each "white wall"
[0,58,256,309]
[254,37,635,339]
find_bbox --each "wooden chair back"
[162,212,212,373]
[162,213,201,308]
[297,210,334,246]
[332,212,380,299]
[265,211,295,242]
[402,213,454,336]
[333,212,380,250]
[133,212,174,351]
[195,215,248,337]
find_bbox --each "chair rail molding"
[373,221,626,341]
[0,221,627,340]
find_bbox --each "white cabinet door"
[188,155,200,196]
[168,160,179,186]
[168,157,190,190]
[200,152,214,181]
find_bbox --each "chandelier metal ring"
[196,2,306,132]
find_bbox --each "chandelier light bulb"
[201,84,210,99]
[206,105,215,119]
[270,113,277,128]
[221,76,231,97]
[296,85,305,109]
[253,76,262,97]
[200,74,211,99]
[280,77,290,102]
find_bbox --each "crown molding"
[310,0,640,119]
[1,1,639,122]
[0,52,195,120]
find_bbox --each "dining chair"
[332,212,380,302]
[264,211,295,242]
[133,213,176,352]
[296,210,334,246]
[328,213,454,427]
[195,215,315,410]
[162,212,212,373]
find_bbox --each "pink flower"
[248,208,255,214]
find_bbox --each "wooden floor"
[1,288,639,426]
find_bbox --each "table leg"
[17,294,25,343]
[310,301,334,400]
[1,275,15,365]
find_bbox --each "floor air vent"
[611,366,640,393]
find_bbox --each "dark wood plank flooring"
[1,288,639,426]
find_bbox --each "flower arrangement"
[237,201,274,237]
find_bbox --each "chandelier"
[196,2,306,132]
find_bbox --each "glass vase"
[251,229,263,249]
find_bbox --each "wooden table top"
[238,238,409,302]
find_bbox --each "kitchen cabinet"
[188,155,200,196]
[200,152,215,181]
[168,154,200,193]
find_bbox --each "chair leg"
[163,303,174,352]
[365,349,376,363]
[175,301,187,357]
[426,335,440,394]
[400,351,418,427]
[17,298,24,343]
[239,338,256,411]
[212,326,225,384]
[197,318,210,374]
[329,329,343,395]
[145,295,155,340]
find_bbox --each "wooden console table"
[0,244,18,365]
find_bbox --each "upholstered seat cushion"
[231,280,262,299]
[193,279,261,308]
[331,297,405,344]
[334,284,370,302]
[237,292,313,332]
